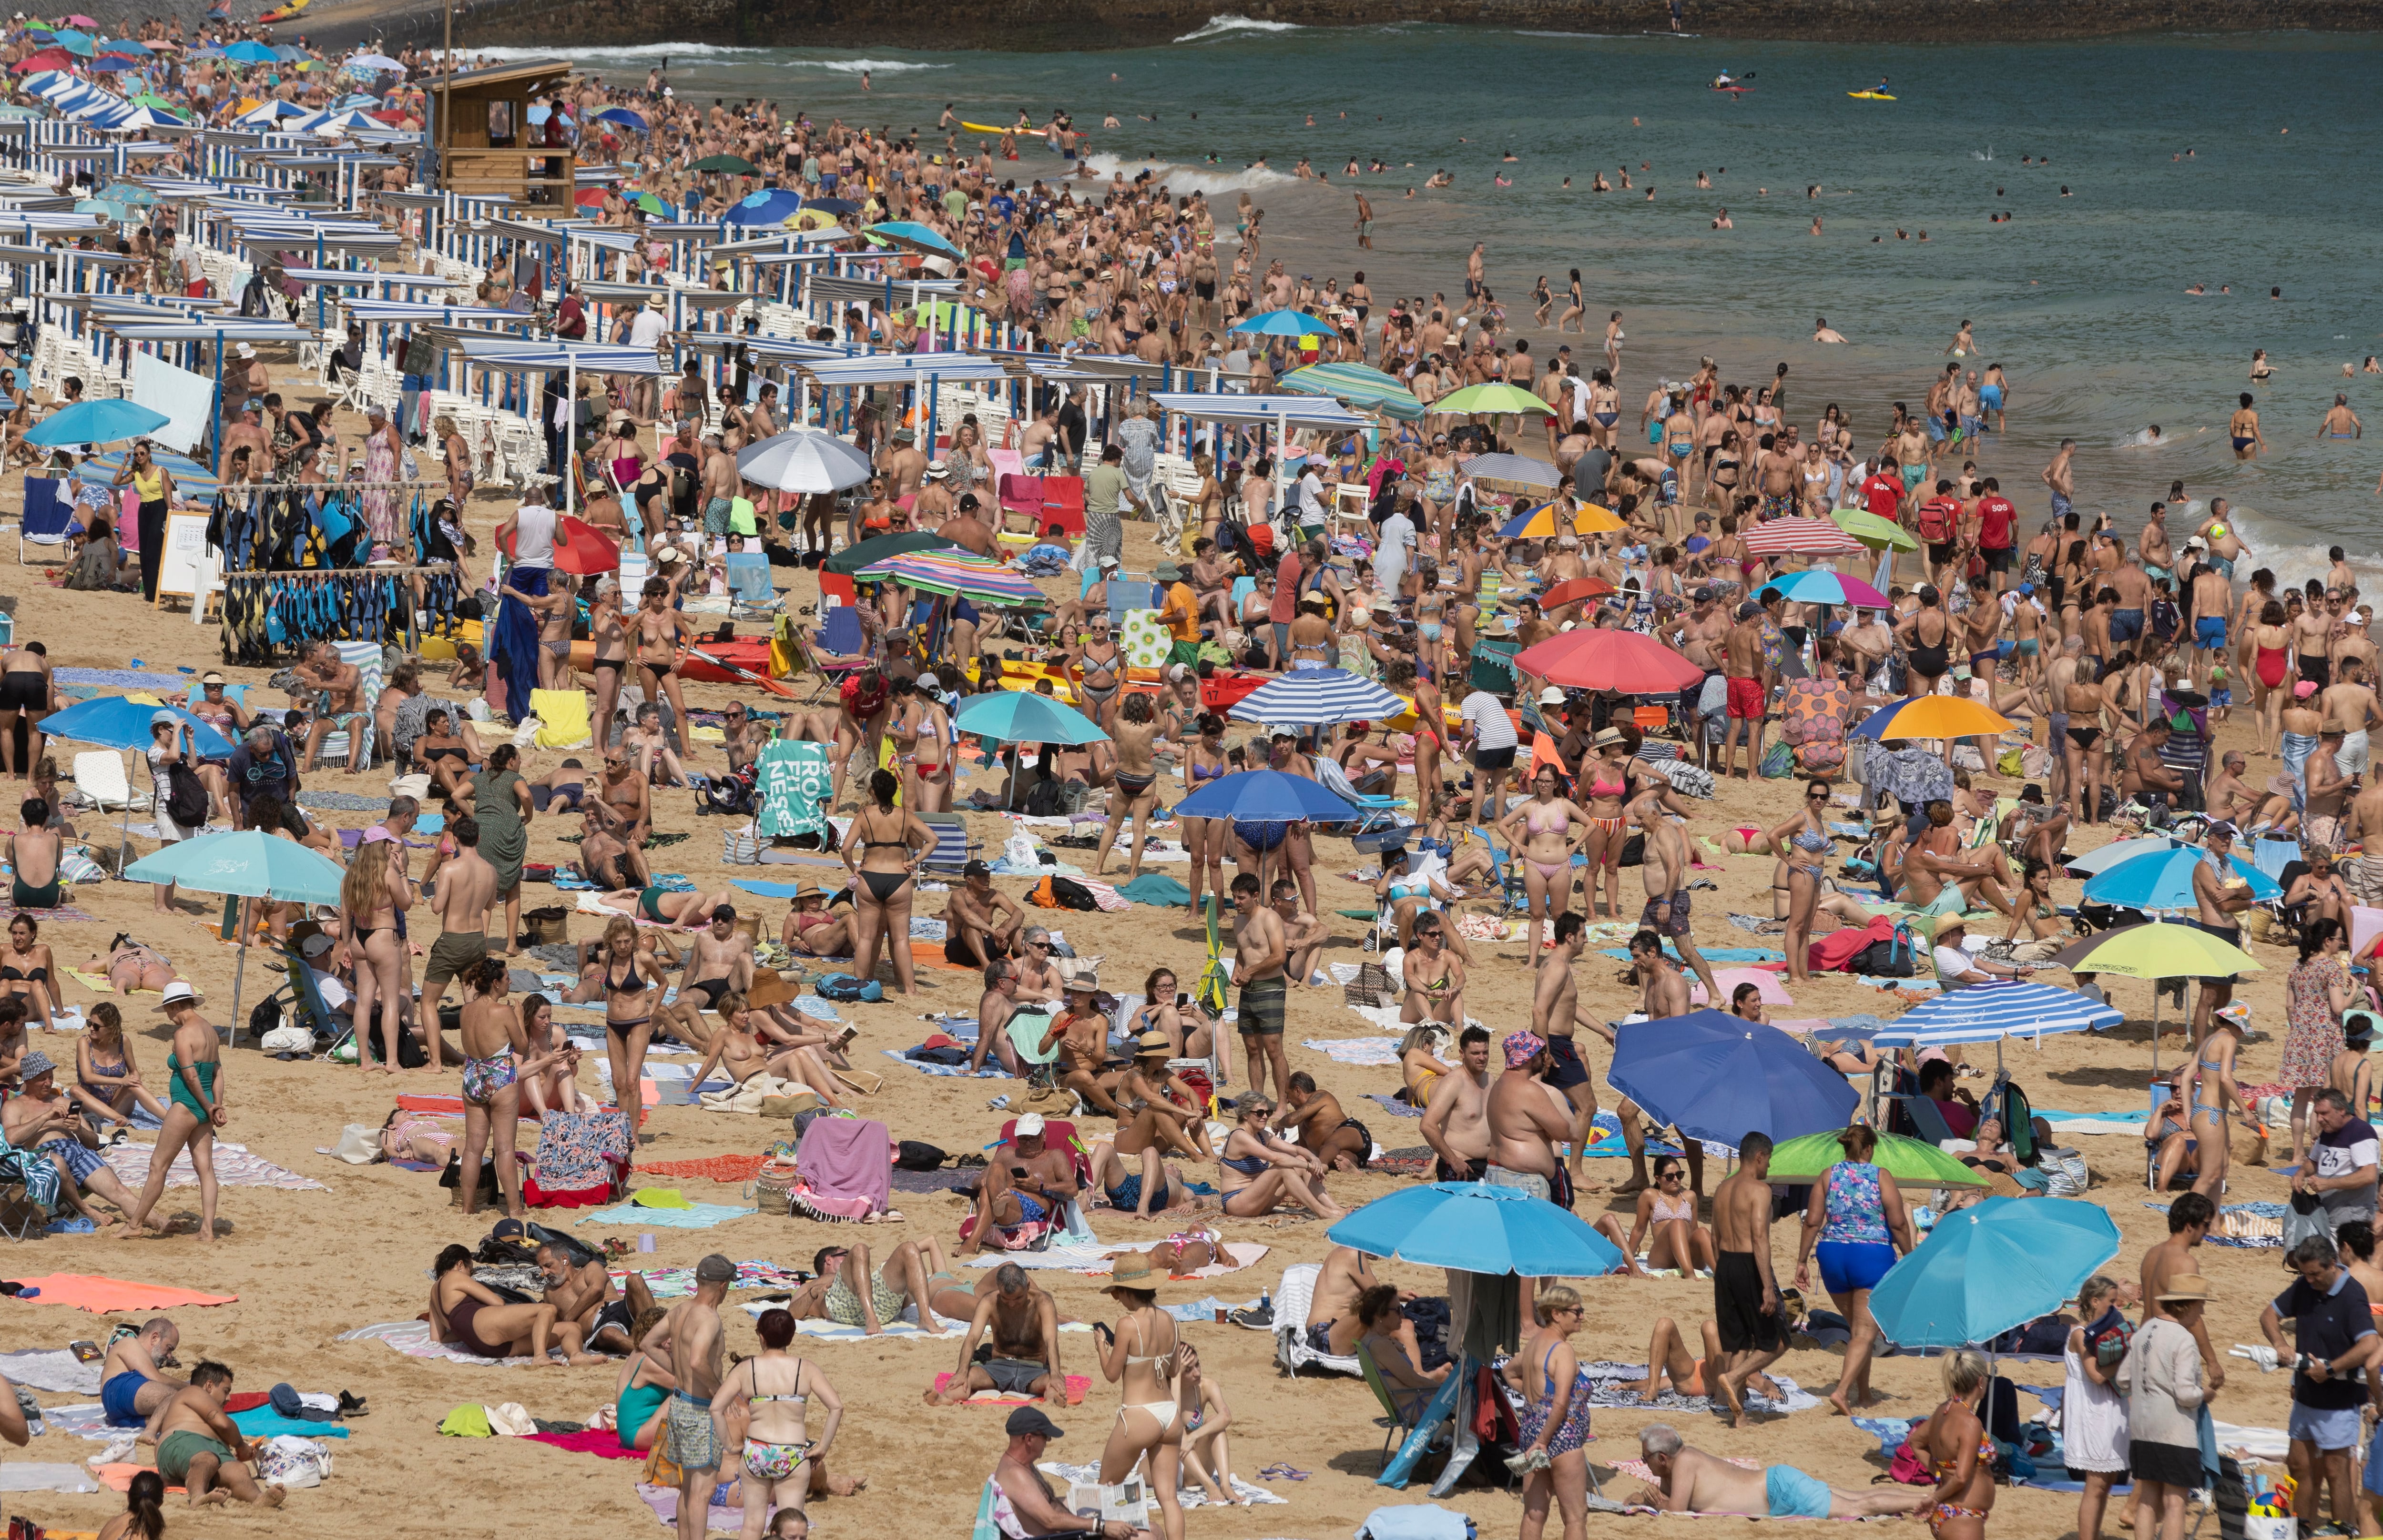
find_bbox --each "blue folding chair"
[17,476,71,565]
[819,605,866,656]
[724,552,776,609]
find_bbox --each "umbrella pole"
[227,935,246,1048]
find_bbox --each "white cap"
[1014,1113,1046,1137]
[1538,686,1567,706]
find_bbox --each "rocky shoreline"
[299,0,2383,54]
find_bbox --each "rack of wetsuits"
[216,564,468,666]
[208,480,445,573]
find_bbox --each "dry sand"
[0,416,2327,1540]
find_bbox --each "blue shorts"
[2210,554,2235,581]
[2109,608,2145,643]
[102,1371,152,1427]
[1814,1239,1898,1296]
[1013,1191,1049,1226]
[1106,1175,1143,1211]
[2291,1399,2363,1453]
[2363,1419,2383,1494]
[1926,416,1947,442]
[2195,616,2228,650]
[1766,1465,1835,1519]
[2050,491,2074,521]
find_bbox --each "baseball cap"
[1735,601,1761,620]
[1013,1112,1046,1137]
[695,1254,738,1283]
[1006,1406,1066,1439]
[962,858,991,878]
[149,709,180,729]
[2207,820,2239,840]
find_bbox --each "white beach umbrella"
[735,428,874,495]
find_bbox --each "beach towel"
[0,903,98,924]
[1117,872,1191,907]
[756,740,833,841]
[885,1047,1005,1078]
[1301,1036,1403,1067]
[34,1402,114,1439]
[102,1140,326,1193]
[0,1464,99,1493]
[5,1275,236,1312]
[1100,1239,1269,1280]
[528,1428,645,1460]
[0,1348,103,1395]
[1691,967,1796,1007]
[576,1199,752,1230]
[1366,1093,1426,1119]
[337,1320,552,1367]
[231,1406,349,1440]
[735,1298,968,1339]
[2044,1107,2152,1137]
[531,687,592,750]
[638,1481,778,1533]
[1584,1362,1822,1416]
[607,1260,806,1299]
[794,1115,892,1219]
[636,1154,769,1183]
[1038,1460,1286,1508]
[933,1370,1090,1406]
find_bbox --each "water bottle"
[1259,1286,1270,1316]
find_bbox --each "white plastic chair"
[72,750,137,812]
[1272,1262,1363,1378]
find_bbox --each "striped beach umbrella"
[1224,667,1406,728]
[1278,362,1424,421]
[855,550,1045,607]
[1871,979,2121,1050]
[1740,517,1866,557]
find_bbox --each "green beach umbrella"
[1831,507,1919,552]
[1434,382,1553,417]
[824,528,956,576]
[1762,1128,1988,1189]
[631,192,668,215]
[1281,361,1425,421]
[690,153,756,174]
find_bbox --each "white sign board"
[151,512,217,610]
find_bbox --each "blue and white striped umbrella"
[1225,667,1405,729]
[1871,979,2121,1049]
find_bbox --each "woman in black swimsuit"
[566,914,663,1119]
[588,582,628,753]
[1899,587,1954,690]
[0,641,51,780]
[0,913,57,1031]
[842,769,933,997]
[413,709,486,805]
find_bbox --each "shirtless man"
[2306,730,2352,850]
[1637,792,1721,997]
[295,640,368,773]
[1229,872,1290,1103]
[1709,1133,1785,1425]
[943,859,1023,967]
[1270,877,1329,988]
[1421,1025,1494,1182]
[663,907,755,1048]
[1616,929,1705,1196]
[2349,775,2383,909]
[100,1319,185,1430]
[537,1236,658,1355]
[596,751,652,847]
[967,1113,1080,1245]
[929,1262,1062,1404]
[2321,658,2383,786]
[1633,1425,1925,1519]
[1273,1071,1370,1172]
[150,1363,283,1509]
[646,1255,733,1540]
[1486,1030,1571,1202]
[1721,601,1770,779]
[1532,913,1607,1183]
[2140,1191,2224,1394]
[577,806,649,890]
[1904,798,2017,916]
[719,703,767,779]
[1302,1243,1385,1357]
[2041,436,2077,520]
[418,813,496,1033]
[631,578,696,745]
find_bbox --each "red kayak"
[680,639,778,686]
[1199,670,1269,712]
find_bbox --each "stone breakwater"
[305,0,2383,53]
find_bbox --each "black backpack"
[1021,773,1066,818]
[1046,876,1099,912]
[166,762,211,832]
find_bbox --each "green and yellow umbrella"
[1832,506,1918,552]
[1434,382,1554,417]
[1763,1128,1989,1189]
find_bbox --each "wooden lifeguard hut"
[428,56,571,203]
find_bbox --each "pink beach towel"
[794,1115,891,1218]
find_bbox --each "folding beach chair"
[1273,1262,1362,1377]
[72,749,137,811]
[1315,755,1404,838]
[1039,476,1087,537]
[917,813,979,879]
[1358,1342,1428,1471]
[16,476,71,565]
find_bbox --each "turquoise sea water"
[488,24,2383,586]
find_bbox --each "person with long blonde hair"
[1921,1349,1996,1540]
[339,831,413,1073]
[567,915,663,1118]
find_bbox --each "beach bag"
[2285,1190,2332,1250]
[522,906,569,946]
[1344,962,1398,1009]
[260,1022,313,1056]
[1022,774,1066,817]
[815,973,883,1003]
[896,1140,947,1171]
[723,821,761,865]
[1758,741,1794,779]
[2085,1305,2134,1369]
[256,1436,329,1489]
[166,762,211,831]
[753,1157,799,1214]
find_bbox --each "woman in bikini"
[2179,995,2247,1202]
[727,1308,845,1529]
[513,993,585,1117]
[1218,1094,1343,1220]
[1096,1254,1188,1540]
[1705,429,1742,514]
[588,581,629,753]
[1094,694,1163,881]
[568,915,665,1120]
[0,913,57,1030]
[889,676,954,815]
[95,934,176,996]
[70,1001,168,1132]
[1920,1350,1996,1540]
[412,709,487,807]
[842,768,933,997]
[1497,762,1588,952]
[1580,734,1637,921]
[1067,612,1127,735]
[1768,781,1836,983]
[338,832,412,1074]
[1628,1155,1719,1273]
[457,955,558,1220]
[1181,713,1230,916]
[430,1243,574,1364]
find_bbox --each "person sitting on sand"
[782,1239,953,1337]
[149,1363,285,1509]
[99,1317,183,1429]
[1175,1344,1248,1508]
[1634,1316,1784,1407]
[1629,1155,1720,1274]
[1089,1134,1207,1222]
[930,1261,1063,1405]
[686,994,848,1111]
[538,1236,658,1356]
[429,1242,600,1365]
[1272,1070,1372,1172]
[1630,1423,1930,1518]
[71,1002,171,1131]
[782,886,854,959]
[613,1307,677,1452]
[1218,1094,1344,1220]
[1,1051,165,1233]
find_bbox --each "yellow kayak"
[958,121,1012,134]
[1847,91,1897,100]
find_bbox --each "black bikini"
[855,813,912,904]
[605,957,652,1037]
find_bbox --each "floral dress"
[2280,956,2350,1091]
[362,427,399,551]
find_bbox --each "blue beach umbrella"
[123,829,346,905]
[594,106,648,133]
[1607,1008,1859,1150]
[1867,1196,2121,1350]
[1229,308,1333,337]
[723,188,803,227]
[953,690,1109,746]
[862,219,959,257]
[25,398,166,446]
[2082,845,2280,910]
[2062,832,2188,877]
[222,40,275,63]
[1870,979,2121,1051]
[1224,667,1404,729]
[87,55,132,71]
[98,37,152,56]
[1328,1182,1623,1277]
[1173,768,1357,825]
[50,27,95,54]
[41,696,233,758]
[1755,568,1891,608]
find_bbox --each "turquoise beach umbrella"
[1229,308,1333,337]
[1866,1196,2120,1349]
[952,690,1109,747]
[123,829,346,905]
[1328,1181,1623,1276]
[2082,845,2281,909]
[25,397,167,447]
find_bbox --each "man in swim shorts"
[1633,1425,1928,1517]
[100,1317,183,1427]
[931,1262,1063,1404]
[1230,872,1291,1102]
[154,1362,281,1508]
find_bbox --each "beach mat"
[638,1482,780,1532]
[932,1370,1090,1406]
[232,1405,349,1439]
[576,1199,753,1230]
[635,1155,769,1183]
[102,1140,326,1193]
[0,1464,100,1493]
[6,1275,236,1312]
[0,1347,102,1395]
[528,1428,645,1460]
[336,1319,552,1367]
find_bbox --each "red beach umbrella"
[1514,628,1704,693]
[551,515,620,575]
